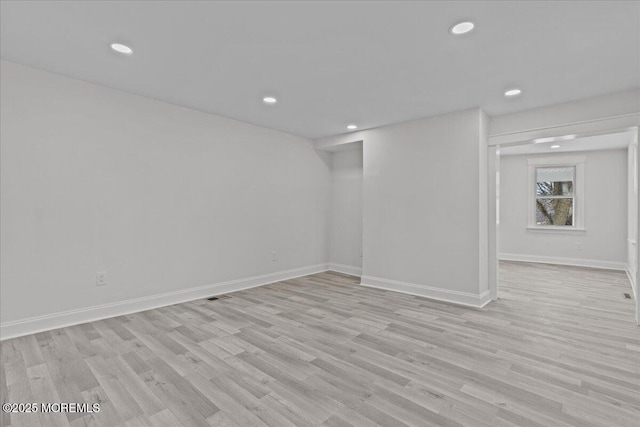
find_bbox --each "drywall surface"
[362,109,485,294]
[0,61,330,325]
[328,146,363,274]
[500,149,627,268]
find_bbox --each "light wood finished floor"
[1,262,639,427]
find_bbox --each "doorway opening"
[492,128,639,324]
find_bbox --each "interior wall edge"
[626,268,637,299]
[0,263,330,341]
[478,108,490,296]
[328,263,362,277]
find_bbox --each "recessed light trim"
[450,21,475,35]
[110,43,133,55]
[504,89,522,97]
[263,96,277,104]
[533,137,556,144]
[533,134,575,144]
[347,124,358,130]
[550,145,561,149]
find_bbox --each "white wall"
[362,109,489,305]
[0,61,331,335]
[316,109,491,307]
[500,149,628,269]
[328,146,363,275]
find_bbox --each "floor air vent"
[206,295,230,301]
[624,293,631,299]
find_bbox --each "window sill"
[526,226,586,234]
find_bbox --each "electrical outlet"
[575,243,583,251]
[271,251,277,261]
[96,271,107,286]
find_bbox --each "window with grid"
[534,166,575,226]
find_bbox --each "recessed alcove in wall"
[323,141,363,277]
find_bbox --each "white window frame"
[527,155,586,232]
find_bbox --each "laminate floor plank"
[1,261,638,426]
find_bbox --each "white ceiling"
[1,1,639,140]
[500,131,634,156]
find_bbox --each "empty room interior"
[1,1,639,427]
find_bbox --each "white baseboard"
[360,275,492,308]
[499,253,627,271]
[0,263,330,341]
[626,268,637,299]
[328,263,362,276]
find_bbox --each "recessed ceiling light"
[533,134,575,144]
[533,137,555,144]
[263,96,277,104]
[110,43,133,55]
[550,145,561,149]
[504,89,522,97]
[347,124,358,130]
[450,22,475,35]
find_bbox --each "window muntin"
[527,156,585,231]
[535,166,575,226]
